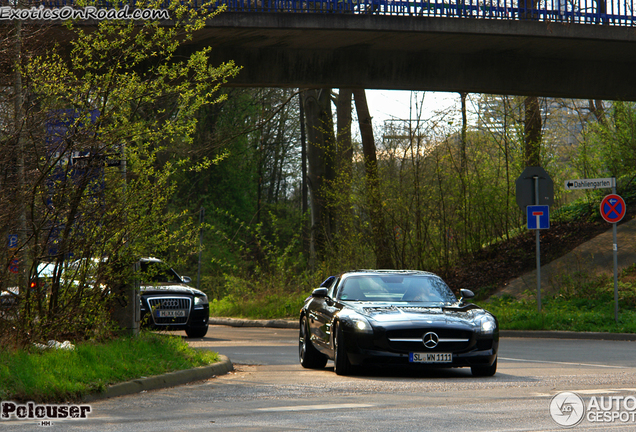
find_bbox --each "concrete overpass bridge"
[15,0,636,99]
[185,0,636,100]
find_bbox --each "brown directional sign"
[515,166,554,211]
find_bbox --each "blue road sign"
[7,234,18,250]
[9,259,19,274]
[600,194,626,223]
[527,205,550,230]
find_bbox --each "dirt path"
[495,217,636,299]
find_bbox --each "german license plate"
[409,352,452,363]
[157,310,186,318]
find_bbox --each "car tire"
[185,325,208,339]
[471,357,497,377]
[334,324,355,376]
[299,316,328,369]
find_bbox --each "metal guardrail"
[215,0,634,25]
[18,0,636,25]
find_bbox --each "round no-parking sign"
[600,194,626,223]
[9,259,19,274]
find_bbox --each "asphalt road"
[4,326,636,431]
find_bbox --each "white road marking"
[532,388,636,397]
[500,357,628,369]
[256,403,374,412]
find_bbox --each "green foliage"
[552,192,606,223]
[0,0,240,346]
[209,290,309,319]
[319,95,532,273]
[573,101,636,183]
[200,95,636,321]
[482,265,636,333]
[0,332,219,402]
[204,205,321,318]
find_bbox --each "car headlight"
[478,315,497,334]
[194,295,209,309]
[337,310,373,334]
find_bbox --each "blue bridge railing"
[214,0,634,25]
[25,0,636,26]
[217,0,635,26]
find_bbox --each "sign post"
[599,189,626,323]
[566,176,623,323]
[516,167,553,313]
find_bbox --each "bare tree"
[302,89,335,263]
[353,89,393,269]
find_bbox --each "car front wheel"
[333,324,356,376]
[185,325,208,339]
[471,357,497,377]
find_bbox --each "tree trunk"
[299,93,308,216]
[337,89,353,174]
[14,19,29,307]
[460,92,468,175]
[588,99,606,125]
[299,93,310,265]
[524,96,542,167]
[353,89,394,269]
[302,89,335,262]
[336,89,353,236]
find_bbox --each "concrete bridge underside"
[188,13,636,100]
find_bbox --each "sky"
[364,90,461,126]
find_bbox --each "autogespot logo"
[550,392,585,427]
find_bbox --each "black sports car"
[299,270,498,376]
[139,258,209,338]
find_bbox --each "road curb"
[209,317,297,328]
[210,317,636,340]
[500,330,636,341]
[83,355,233,402]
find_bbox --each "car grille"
[147,297,191,325]
[385,328,473,352]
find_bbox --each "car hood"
[345,302,487,326]
[140,284,205,297]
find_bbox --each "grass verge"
[481,294,636,333]
[480,264,636,333]
[210,291,309,319]
[211,266,636,334]
[0,332,219,403]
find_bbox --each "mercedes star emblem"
[423,332,439,349]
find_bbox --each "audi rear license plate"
[409,352,452,363]
[157,310,186,318]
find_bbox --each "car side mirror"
[311,287,328,297]
[181,276,192,284]
[459,289,474,303]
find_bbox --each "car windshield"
[336,274,457,304]
[140,261,182,284]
